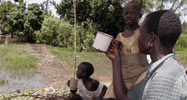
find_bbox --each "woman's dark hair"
[145,10,181,49]
[80,62,94,77]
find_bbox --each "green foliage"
[174,34,187,51]
[76,23,96,51]
[0,1,43,42]
[123,0,187,16]
[50,47,112,76]
[22,3,43,42]
[0,44,37,71]
[36,16,95,51]
[40,0,53,16]
[182,22,187,34]
[56,0,125,37]
[176,48,187,66]
[0,1,17,33]
[91,1,125,37]
[37,16,73,47]
[56,0,92,23]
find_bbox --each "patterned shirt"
[128,53,187,100]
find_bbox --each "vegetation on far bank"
[0,38,186,76]
[50,47,112,76]
[0,0,186,52]
[0,44,37,74]
[175,48,187,66]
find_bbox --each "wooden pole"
[73,0,77,78]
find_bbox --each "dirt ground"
[24,44,111,89]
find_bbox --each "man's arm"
[106,40,130,100]
[112,57,129,100]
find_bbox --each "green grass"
[174,34,187,51]
[175,48,187,67]
[0,44,37,73]
[50,46,187,77]
[50,47,112,76]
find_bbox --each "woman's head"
[123,1,142,26]
[138,10,181,54]
[76,62,94,79]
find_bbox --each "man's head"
[123,1,142,25]
[138,10,181,54]
[76,62,94,79]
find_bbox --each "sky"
[25,0,61,17]
[5,0,187,23]
[8,0,61,17]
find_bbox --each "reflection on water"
[0,68,47,93]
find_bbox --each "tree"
[0,1,43,42]
[23,3,43,42]
[8,3,26,36]
[40,0,53,16]
[121,0,187,22]
[91,0,125,37]
[0,1,17,34]
[55,0,125,37]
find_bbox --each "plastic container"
[93,31,113,52]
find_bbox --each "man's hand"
[105,39,122,60]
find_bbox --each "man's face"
[138,18,151,54]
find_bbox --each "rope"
[73,0,77,78]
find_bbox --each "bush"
[56,20,74,47]
[36,16,96,51]
[76,23,96,51]
[174,33,187,51]
[36,16,62,44]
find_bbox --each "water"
[0,68,47,93]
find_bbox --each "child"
[68,62,107,100]
[103,1,148,99]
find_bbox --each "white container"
[70,78,78,91]
[93,31,113,52]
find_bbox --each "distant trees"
[0,1,17,34]
[0,1,43,42]
[55,0,125,37]
[23,3,43,42]
[55,0,187,36]
[0,0,186,51]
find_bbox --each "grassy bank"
[175,48,187,67]
[50,46,187,77]
[0,44,37,74]
[50,47,112,76]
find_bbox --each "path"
[24,43,73,89]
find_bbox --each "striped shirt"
[128,53,187,100]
